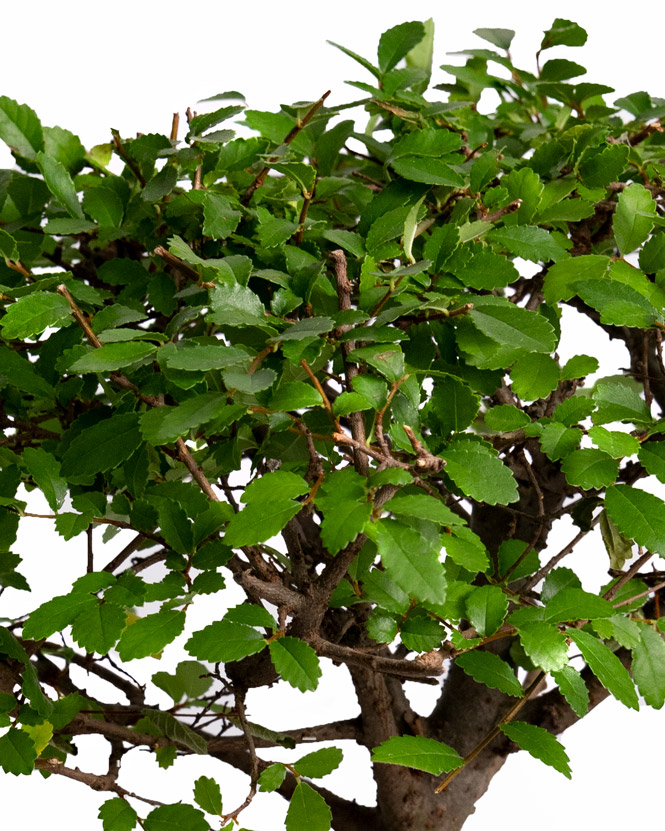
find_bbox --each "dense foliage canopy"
[1,17,665,831]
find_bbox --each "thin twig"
[613,578,665,608]
[57,284,102,348]
[102,533,146,573]
[435,670,545,793]
[482,199,522,223]
[522,526,593,593]
[86,526,94,573]
[374,377,407,455]
[152,245,210,285]
[111,129,146,186]
[241,90,330,205]
[603,549,653,602]
[333,431,409,468]
[170,112,180,142]
[61,284,221,504]
[300,359,337,425]
[643,332,653,409]
[220,690,259,823]
[294,187,314,246]
[330,248,369,476]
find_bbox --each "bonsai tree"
[1,17,664,831]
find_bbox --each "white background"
[1,1,664,828]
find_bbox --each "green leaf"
[500,721,571,778]
[589,427,639,459]
[22,447,67,512]
[224,471,309,547]
[323,230,365,258]
[222,604,275,631]
[315,468,371,555]
[465,585,508,636]
[377,21,426,73]
[69,342,156,372]
[599,509,634,570]
[638,442,665,482]
[54,511,91,540]
[441,530,490,573]
[362,569,410,615]
[83,186,124,226]
[384,492,463,527]
[441,436,518,505]
[269,161,316,194]
[576,279,657,328]
[454,249,519,290]
[592,381,651,425]
[349,344,405,383]
[209,283,265,327]
[497,538,540,581]
[516,622,569,671]
[568,628,639,709]
[286,782,332,831]
[511,353,560,401]
[541,18,588,49]
[371,735,463,775]
[544,588,615,623]
[468,296,557,355]
[424,374,480,434]
[187,105,243,138]
[613,183,657,255]
[1,291,72,340]
[144,804,209,831]
[0,228,19,260]
[152,661,212,703]
[23,592,96,639]
[116,610,186,661]
[474,27,515,50]
[540,59,587,81]
[632,624,665,709]
[484,405,530,432]
[43,125,85,172]
[390,156,464,187]
[0,728,36,775]
[488,225,566,262]
[294,747,343,778]
[98,798,138,831]
[271,317,335,342]
[186,620,266,663]
[162,344,247,371]
[552,665,589,718]
[455,651,524,697]
[269,636,321,692]
[544,254,610,304]
[376,518,447,605]
[142,166,178,202]
[140,394,229,445]
[158,501,194,555]
[605,484,665,555]
[193,776,222,815]
[538,423,583,461]
[0,96,43,160]
[561,448,618,490]
[259,763,287,792]
[257,218,298,248]
[268,381,323,411]
[35,151,84,218]
[200,193,241,238]
[144,709,208,755]
[70,602,126,655]
[61,413,143,480]
[401,611,446,651]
